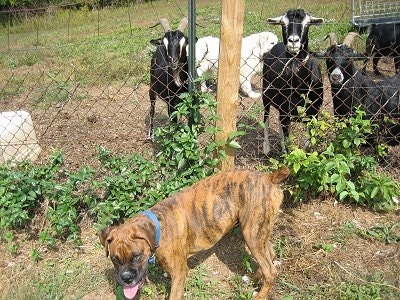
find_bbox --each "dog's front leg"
[166,264,189,300]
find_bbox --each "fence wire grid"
[0,1,399,178]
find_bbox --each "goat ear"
[309,16,324,25]
[351,50,367,61]
[267,16,284,25]
[150,38,163,46]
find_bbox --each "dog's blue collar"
[141,210,160,264]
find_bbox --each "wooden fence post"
[215,0,245,172]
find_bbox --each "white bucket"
[0,111,41,163]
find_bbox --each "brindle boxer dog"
[99,167,290,300]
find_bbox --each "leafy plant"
[282,108,399,210]
[0,151,63,230]
[90,91,226,229]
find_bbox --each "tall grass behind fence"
[0,0,399,173]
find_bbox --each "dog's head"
[99,216,156,300]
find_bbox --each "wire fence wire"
[0,2,399,175]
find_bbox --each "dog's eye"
[132,253,142,262]
[111,255,120,265]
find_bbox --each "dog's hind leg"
[243,237,277,299]
[252,242,276,279]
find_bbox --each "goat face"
[150,17,189,87]
[150,32,188,87]
[324,45,362,87]
[268,9,323,55]
[163,31,188,72]
[316,33,366,87]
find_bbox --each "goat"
[194,32,278,98]
[316,32,400,146]
[148,17,189,140]
[262,9,324,155]
[362,23,400,76]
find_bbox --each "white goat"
[194,32,278,98]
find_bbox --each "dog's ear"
[130,219,157,253]
[99,226,115,257]
[270,167,291,184]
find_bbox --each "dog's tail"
[270,167,290,184]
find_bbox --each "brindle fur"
[100,168,290,300]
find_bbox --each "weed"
[3,230,18,254]
[357,223,400,244]
[314,242,336,253]
[274,237,290,258]
[332,221,358,244]
[338,277,384,300]
[231,274,254,300]
[241,250,254,273]
[30,248,41,262]
[184,265,219,299]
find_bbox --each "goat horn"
[325,32,338,46]
[159,18,171,32]
[342,32,359,47]
[177,17,188,32]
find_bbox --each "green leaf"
[339,190,349,200]
[228,140,241,149]
[370,186,379,198]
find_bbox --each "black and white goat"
[317,32,400,146]
[262,9,324,155]
[148,17,189,140]
[362,23,400,76]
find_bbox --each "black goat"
[362,23,400,76]
[316,32,400,146]
[148,17,189,140]
[262,9,324,155]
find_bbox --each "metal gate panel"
[351,0,400,27]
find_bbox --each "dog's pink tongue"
[123,284,139,299]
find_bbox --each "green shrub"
[282,108,399,210]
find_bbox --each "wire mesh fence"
[0,1,399,177]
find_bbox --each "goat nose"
[288,36,300,43]
[120,271,135,284]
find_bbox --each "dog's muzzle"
[117,268,147,300]
[121,277,145,300]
